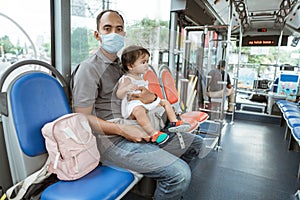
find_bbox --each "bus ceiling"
[171,0,300,38]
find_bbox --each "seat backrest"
[0,60,71,183]
[160,68,179,104]
[143,68,164,99]
[11,72,71,156]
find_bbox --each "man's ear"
[94,31,101,41]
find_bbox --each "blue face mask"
[101,33,125,53]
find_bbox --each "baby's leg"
[159,99,177,122]
[160,100,191,132]
[131,105,169,144]
[131,105,156,135]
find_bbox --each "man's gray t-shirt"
[72,48,124,120]
[207,69,222,92]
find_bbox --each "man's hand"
[86,114,151,143]
[118,124,150,142]
[128,86,156,104]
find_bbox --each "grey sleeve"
[72,62,100,108]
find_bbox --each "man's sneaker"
[151,131,169,145]
[168,120,191,132]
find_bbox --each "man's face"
[94,12,125,42]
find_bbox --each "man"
[207,59,235,112]
[72,9,205,200]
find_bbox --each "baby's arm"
[116,77,138,99]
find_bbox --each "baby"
[116,45,191,144]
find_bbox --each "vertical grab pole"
[217,0,233,149]
[176,26,182,89]
[200,27,209,106]
[221,2,232,122]
[225,0,234,118]
[275,29,284,80]
[183,31,191,80]
[169,12,178,78]
[231,19,243,124]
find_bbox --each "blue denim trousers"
[98,132,204,200]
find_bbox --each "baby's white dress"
[119,75,161,119]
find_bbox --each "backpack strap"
[6,158,52,200]
[69,64,81,110]
[69,64,80,93]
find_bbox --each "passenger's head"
[217,60,226,70]
[96,10,124,32]
[94,10,126,54]
[121,45,150,75]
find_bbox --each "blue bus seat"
[292,126,300,148]
[0,60,140,200]
[275,99,300,178]
[42,166,135,200]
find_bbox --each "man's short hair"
[96,10,124,31]
[217,60,226,68]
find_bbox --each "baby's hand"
[126,83,139,92]
[127,84,140,100]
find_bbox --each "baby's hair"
[121,45,150,71]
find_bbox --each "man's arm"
[226,73,232,89]
[74,106,150,142]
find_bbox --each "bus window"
[70,1,99,71]
[0,0,51,66]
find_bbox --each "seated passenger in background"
[207,59,235,112]
[117,45,191,144]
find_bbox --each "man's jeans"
[98,132,204,200]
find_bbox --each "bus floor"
[123,115,300,200]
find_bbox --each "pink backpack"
[41,113,100,181]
